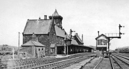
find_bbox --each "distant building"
[23,10,69,56]
[95,34,108,51]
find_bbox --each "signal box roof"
[95,34,108,40]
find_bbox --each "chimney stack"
[44,15,47,20]
[98,31,99,36]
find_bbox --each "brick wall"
[23,34,32,44]
[38,34,50,56]
[23,24,66,56]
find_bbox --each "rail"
[111,54,129,69]
[109,56,114,69]
[5,53,95,69]
[93,57,103,69]
[110,55,122,69]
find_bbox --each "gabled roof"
[23,19,52,34]
[74,33,83,44]
[65,33,70,40]
[22,40,45,47]
[55,25,66,38]
[71,39,78,45]
[95,34,108,40]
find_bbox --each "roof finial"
[52,9,59,16]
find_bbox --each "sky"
[0,0,129,50]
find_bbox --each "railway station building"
[57,33,93,54]
[22,10,93,57]
[22,10,69,56]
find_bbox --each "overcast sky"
[0,0,129,50]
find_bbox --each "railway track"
[5,53,95,69]
[110,55,122,69]
[110,54,129,69]
[93,56,113,69]
[30,55,93,69]
[92,53,129,69]
[93,57,103,69]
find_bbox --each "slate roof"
[52,9,60,16]
[23,19,52,34]
[74,33,83,44]
[22,40,45,47]
[23,10,67,38]
[55,25,66,38]
[95,34,108,40]
[65,34,70,40]
[71,39,78,45]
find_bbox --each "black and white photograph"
[0,0,129,69]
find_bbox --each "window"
[51,48,54,53]
[97,39,107,45]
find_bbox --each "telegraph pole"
[18,32,20,58]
